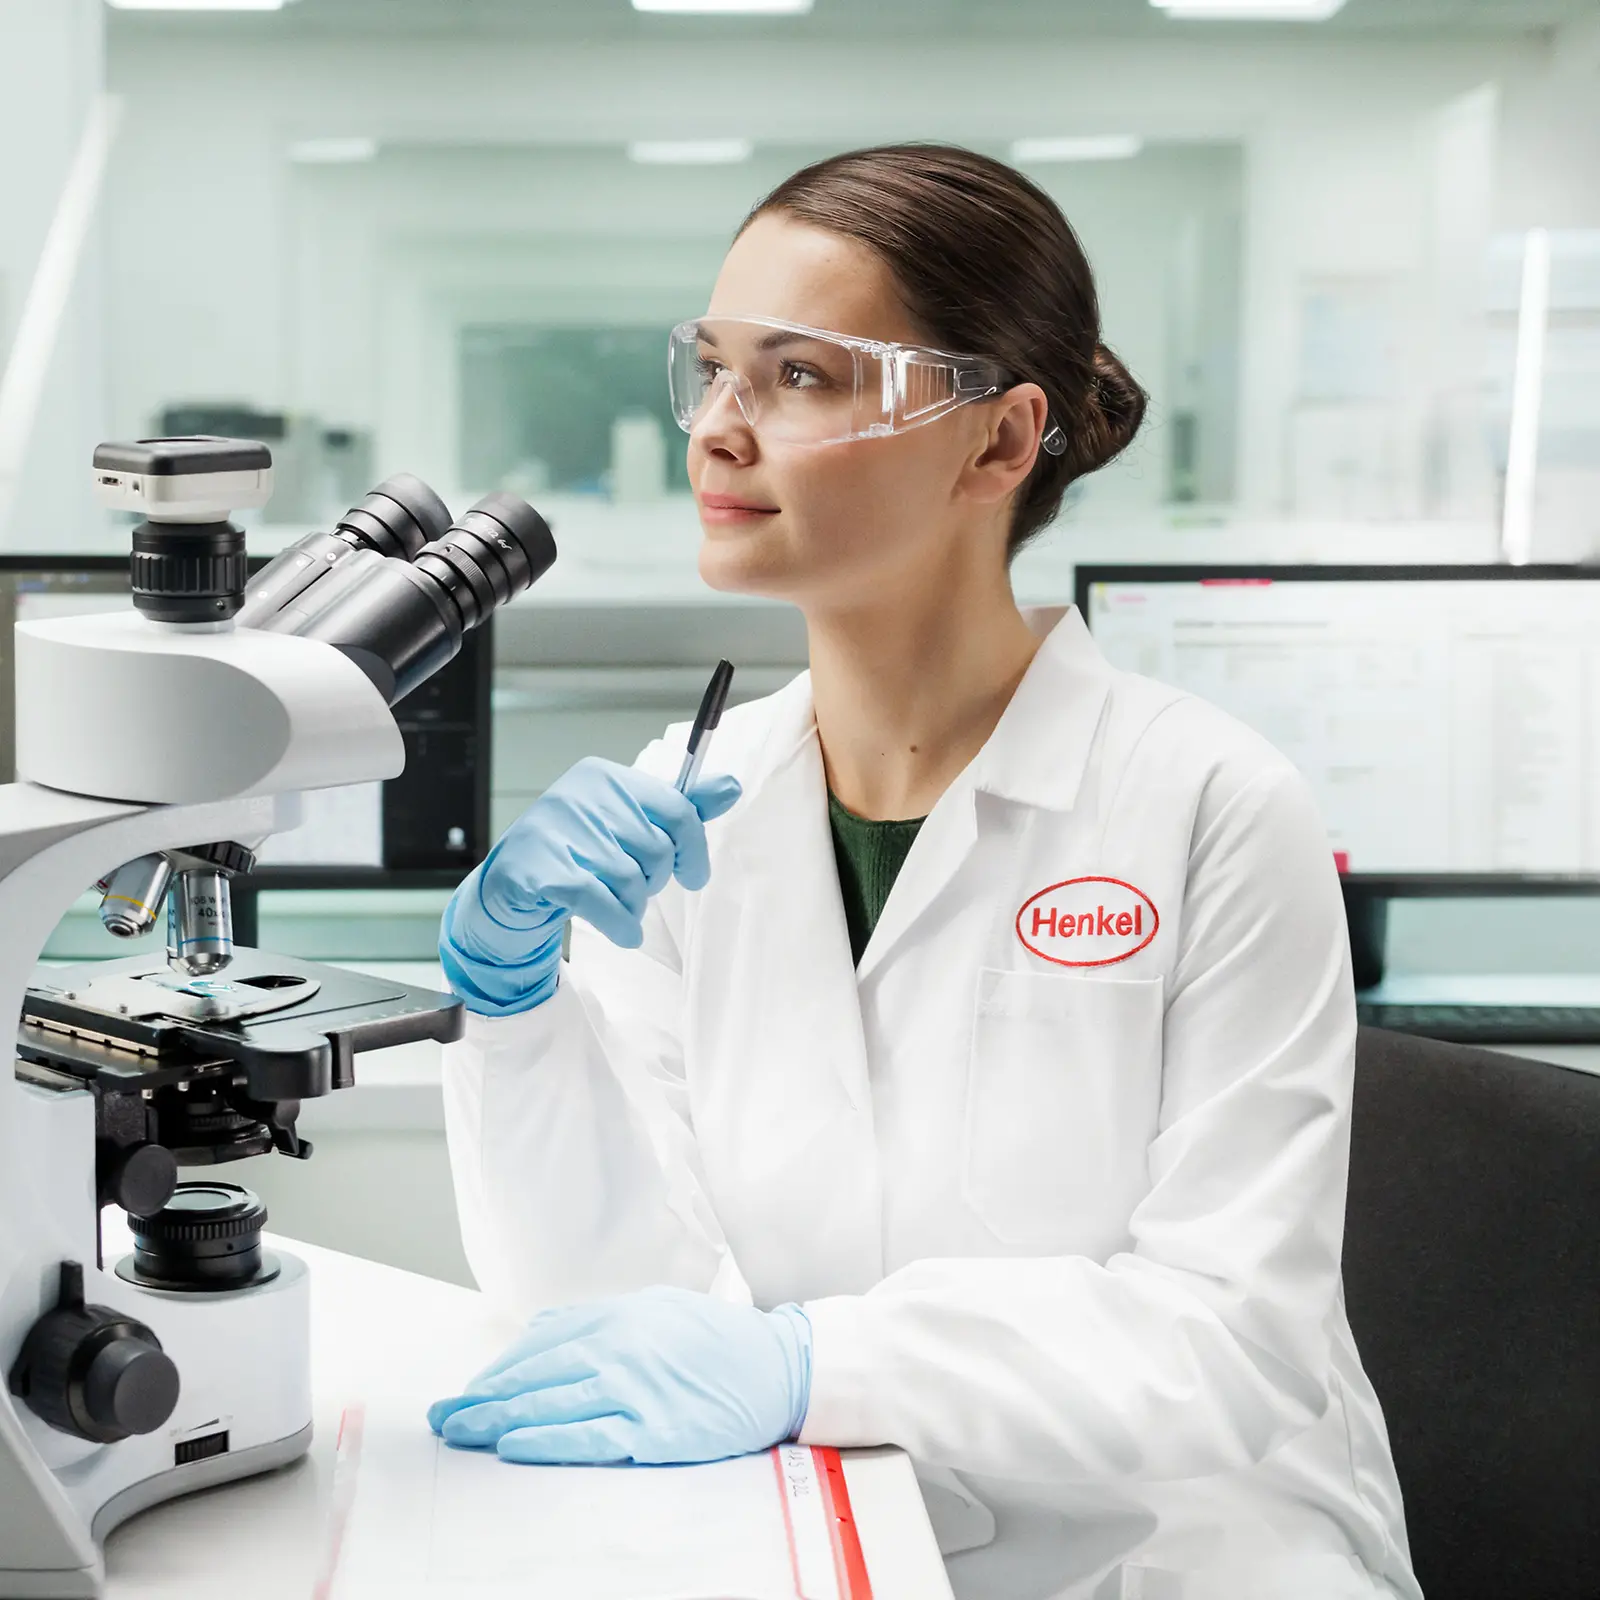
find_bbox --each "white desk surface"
[96,1217,951,1600]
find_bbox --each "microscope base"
[1,1240,313,1600]
[0,1418,311,1600]
[91,1418,313,1544]
[0,1566,98,1600]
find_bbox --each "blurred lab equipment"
[609,410,667,503]
[1082,562,1600,1025]
[157,404,375,525]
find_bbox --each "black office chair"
[1343,1027,1600,1600]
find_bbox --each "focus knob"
[98,1140,180,1218]
[6,1263,179,1444]
[82,1335,179,1438]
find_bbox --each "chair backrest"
[1343,1028,1600,1600]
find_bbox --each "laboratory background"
[2,0,1598,1288]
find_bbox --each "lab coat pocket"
[962,968,1163,1249]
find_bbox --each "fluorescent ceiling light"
[633,0,813,12]
[629,139,753,165]
[289,137,378,164]
[107,0,290,10]
[1150,0,1345,17]
[1012,136,1144,164]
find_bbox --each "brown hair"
[741,143,1147,556]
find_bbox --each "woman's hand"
[438,756,742,1017]
[425,1286,812,1465]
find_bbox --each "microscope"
[0,437,555,1598]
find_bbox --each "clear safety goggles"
[668,314,1068,454]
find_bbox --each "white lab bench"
[95,1213,952,1600]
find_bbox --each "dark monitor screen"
[1076,564,1600,889]
[0,556,489,888]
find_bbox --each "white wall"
[99,25,1599,531]
[0,0,106,549]
[279,137,1239,515]
[1498,17,1600,231]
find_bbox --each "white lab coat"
[441,607,1422,1600]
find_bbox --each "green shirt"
[827,790,926,965]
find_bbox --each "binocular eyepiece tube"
[267,491,556,706]
[86,440,559,978]
[234,473,453,631]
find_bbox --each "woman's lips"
[699,492,778,525]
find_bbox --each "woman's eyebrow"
[695,325,833,352]
[756,329,811,351]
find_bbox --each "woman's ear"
[959,383,1049,507]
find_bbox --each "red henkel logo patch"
[1016,876,1159,968]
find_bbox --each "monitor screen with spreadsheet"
[0,557,490,888]
[1076,566,1600,883]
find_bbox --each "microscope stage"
[19,950,463,1102]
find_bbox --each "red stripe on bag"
[814,1447,874,1599]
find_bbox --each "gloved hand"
[425,1286,812,1465]
[439,756,741,1017]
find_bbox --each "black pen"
[676,659,735,794]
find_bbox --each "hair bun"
[1084,343,1147,471]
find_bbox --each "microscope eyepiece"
[234,471,454,629]
[335,473,453,561]
[281,492,555,706]
[410,492,554,626]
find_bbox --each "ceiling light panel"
[628,139,753,164]
[289,137,378,163]
[1012,136,1144,163]
[633,0,813,13]
[1150,0,1346,18]
[107,0,289,10]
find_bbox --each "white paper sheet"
[320,1401,855,1600]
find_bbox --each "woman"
[426,145,1420,1600]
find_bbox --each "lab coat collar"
[851,608,1110,982]
[730,605,1110,821]
[728,668,818,801]
[970,605,1113,814]
[722,607,1111,991]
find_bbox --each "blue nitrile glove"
[438,756,741,1017]
[425,1286,812,1465]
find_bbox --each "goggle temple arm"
[957,361,1069,458]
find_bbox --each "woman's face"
[686,212,1023,611]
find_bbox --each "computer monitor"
[0,556,490,891]
[1075,565,1600,983]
